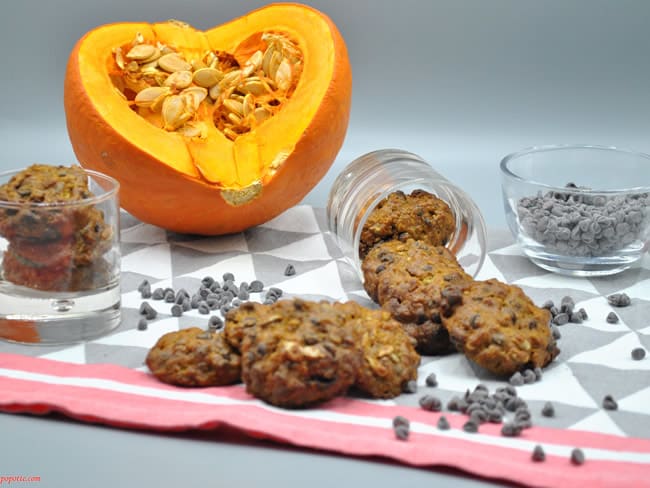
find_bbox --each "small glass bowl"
[0,166,121,344]
[500,145,650,276]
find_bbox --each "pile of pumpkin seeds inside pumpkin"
[111,29,303,140]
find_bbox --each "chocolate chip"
[532,445,546,462]
[139,301,157,320]
[463,420,479,433]
[552,312,569,326]
[403,379,418,394]
[394,424,409,441]
[570,448,585,465]
[171,304,182,317]
[419,394,442,411]
[152,288,165,300]
[509,371,524,386]
[284,264,296,276]
[606,312,619,324]
[137,318,148,331]
[631,347,646,360]
[501,422,521,437]
[222,272,235,282]
[392,415,409,428]
[436,415,450,430]
[602,394,618,410]
[208,315,224,330]
[164,290,175,303]
[425,372,438,387]
[607,293,631,307]
[541,401,555,417]
[523,369,537,384]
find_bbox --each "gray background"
[3,0,650,228]
[1,1,650,486]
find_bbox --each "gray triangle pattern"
[488,253,549,283]
[85,343,149,369]
[589,267,650,296]
[608,410,650,439]
[244,227,318,253]
[568,363,650,409]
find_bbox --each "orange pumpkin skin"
[64,4,352,234]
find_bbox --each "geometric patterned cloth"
[1,205,649,487]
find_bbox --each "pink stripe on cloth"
[0,353,649,488]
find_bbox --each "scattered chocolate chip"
[222,272,235,282]
[208,315,224,330]
[631,347,646,360]
[501,422,521,437]
[523,369,537,384]
[249,280,264,293]
[560,296,575,314]
[602,394,618,411]
[139,301,157,320]
[164,290,175,303]
[284,264,296,276]
[171,304,182,317]
[446,396,461,411]
[533,367,543,381]
[403,379,418,394]
[606,312,619,324]
[578,307,588,320]
[509,371,524,386]
[541,300,554,310]
[152,288,165,300]
[425,372,438,387]
[571,448,585,465]
[394,424,409,441]
[552,312,569,326]
[137,318,148,331]
[201,276,214,287]
[463,420,479,433]
[392,415,409,428]
[551,325,562,340]
[607,293,631,307]
[541,401,555,417]
[437,415,450,430]
[569,312,583,324]
[198,302,210,315]
[532,445,546,462]
[419,394,442,411]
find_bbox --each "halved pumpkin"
[64,3,352,234]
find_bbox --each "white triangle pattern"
[258,233,330,262]
[121,243,172,279]
[40,344,86,364]
[618,385,650,415]
[259,205,321,233]
[513,272,600,295]
[274,261,346,300]
[568,410,626,437]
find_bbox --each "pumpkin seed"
[254,107,271,123]
[139,47,162,65]
[134,86,171,109]
[158,53,191,73]
[275,58,292,90]
[177,121,207,139]
[227,112,243,126]
[267,50,283,79]
[192,67,223,88]
[208,83,221,101]
[242,50,263,77]
[126,43,156,60]
[163,70,193,90]
[262,44,276,75]
[114,47,125,69]
[223,98,244,116]
[219,69,242,89]
[223,127,239,141]
[180,86,208,112]
[132,32,145,46]
[239,77,267,96]
[162,95,191,130]
[242,94,254,117]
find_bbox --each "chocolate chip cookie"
[146,327,242,387]
[233,299,362,408]
[359,189,455,259]
[440,279,559,376]
[362,238,472,355]
[351,308,420,398]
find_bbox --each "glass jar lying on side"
[327,149,487,279]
